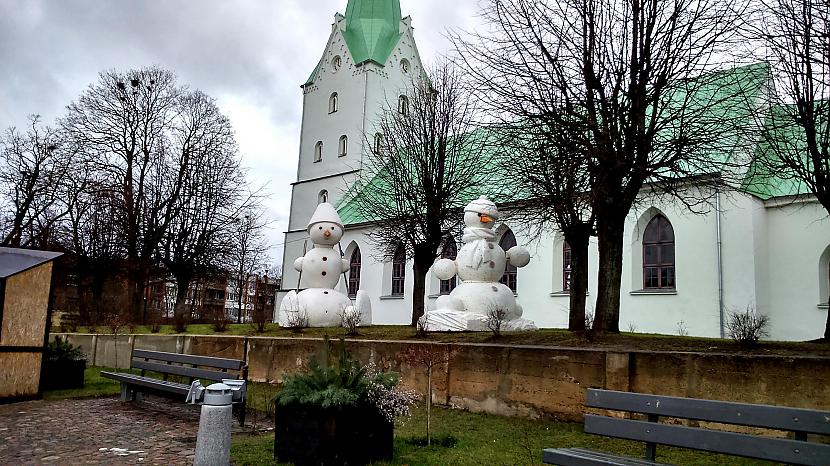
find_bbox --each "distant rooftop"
[0,247,63,279]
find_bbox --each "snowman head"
[307,203,345,246]
[463,195,500,230]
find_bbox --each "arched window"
[338,135,348,157]
[391,244,406,296]
[373,133,383,154]
[314,141,323,162]
[563,240,572,291]
[499,229,518,292]
[318,190,328,204]
[439,238,458,295]
[398,95,409,116]
[348,247,361,298]
[643,215,675,289]
[329,92,338,113]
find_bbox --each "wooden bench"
[543,388,830,465]
[101,349,248,426]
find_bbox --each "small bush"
[341,308,361,336]
[47,336,86,361]
[416,313,430,337]
[726,306,770,348]
[212,309,230,333]
[284,310,309,333]
[173,312,189,333]
[584,310,595,341]
[486,307,508,337]
[676,320,689,337]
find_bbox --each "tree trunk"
[411,252,431,327]
[593,215,626,334]
[174,277,191,323]
[566,230,591,332]
[127,266,147,323]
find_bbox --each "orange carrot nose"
[324,230,332,238]
[480,215,493,223]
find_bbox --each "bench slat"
[100,372,189,395]
[542,448,662,465]
[587,389,830,435]
[585,415,830,466]
[132,349,243,370]
[131,359,237,382]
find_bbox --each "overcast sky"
[0,0,482,266]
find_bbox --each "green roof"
[741,103,826,199]
[343,0,402,66]
[336,63,790,225]
[304,0,403,87]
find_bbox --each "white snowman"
[424,196,537,331]
[278,203,371,328]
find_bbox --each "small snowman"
[425,195,537,331]
[279,203,371,328]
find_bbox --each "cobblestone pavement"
[0,396,268,465]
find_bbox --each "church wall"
[764,200,830,341]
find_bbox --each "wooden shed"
[0,247,62,402]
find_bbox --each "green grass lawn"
[231,404,772,466]
[55,323,830,357]
[42,365,128,400]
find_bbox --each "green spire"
[343,0,402,66]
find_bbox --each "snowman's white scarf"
[463,227,497,269]
[462,227,495,243]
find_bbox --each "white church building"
[280,0,830,341]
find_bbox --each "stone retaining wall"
[54,333,830,420]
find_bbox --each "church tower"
[280,0,425,292]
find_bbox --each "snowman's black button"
[489,261,495,268]
[488,243,494,249]
[322,271,327,276]
[324,291,329,295]
[323,257,328,261]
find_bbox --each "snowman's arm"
[506,246,531,268]
[341,258,350,274]
[293,257,304,272]
[433,258,457,281]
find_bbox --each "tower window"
[499,229,518,292]
[398,95,409,116]
[392,244,406,296]
[348,247,361,298]
[400,59,410,74]
[318,190,328,204]
[329,92,339,114]
[331,55,342,73]
[643,214,675,289]
[373,133,383,154]
[440,237,458,295]
[339,135,348,157]
[314,141,323,162]
[563,240,572,291]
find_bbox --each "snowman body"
[278,203,372,328]
[426,196,536,332]
[298,246,344,289]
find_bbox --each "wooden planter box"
[274,402,393,465]
[41,358,86,391]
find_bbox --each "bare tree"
[227,209,269,324]
[157,90,246,325]
[351,62,490,326]
[456,0,748,333]
[744,0,829,338]
[0,116,74,248]
[494,120,595,332]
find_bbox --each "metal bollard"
[193,383,233,466]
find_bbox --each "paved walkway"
[0,396,265,465]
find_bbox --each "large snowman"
[424,196,537,332]
[278,203,371,328]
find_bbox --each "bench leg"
[234,402,246,427]
[119,383,130,402]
